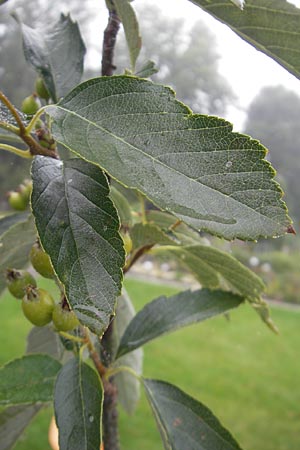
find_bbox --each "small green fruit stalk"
[35,76,50,101]
[21,93,41,115]
[52,296,79,331]
[5,269,37,299]
[30,240,55,279]
[22,286,54,326]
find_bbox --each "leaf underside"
[31,156,125,335]
[47,76,290,241]
[189,0,300,81]
[111,290,143,415]
[20,13,85,101]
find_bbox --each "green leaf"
[143,379,243,450]
[0,216,36,297]
[0,213,29,237]
[0,404,43,450]
[114,0,141,71]
[31,156,125,335]
[110,185,133,227]
[54,358,103,450]
[117,288,244,357]
[27,326,63,360]
[147,210,207,246]
[131,223,175,250]
[189,0,300,80]
[135,60,158,78]
[0,354,61,406]
[164,244,265,298]
[20,14,85,102]
[0,103,27,128]
[46,76,290,240]
[111,289,143,415]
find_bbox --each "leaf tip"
[286,224,296,235]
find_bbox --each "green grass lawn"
[1,277,300,450]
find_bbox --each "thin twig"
[101,5,121,76]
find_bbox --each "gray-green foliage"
[46,76,290,241]
[31,156,125,335]
[190,0,300,80]
[0,1,296,450]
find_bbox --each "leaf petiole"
[0,143,32,159]
[104,364,141,381]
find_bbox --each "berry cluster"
[6,240,79,332]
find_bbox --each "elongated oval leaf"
[20,14,85,101]
[0,404,43,450]
[189,0,300,80]
[117,288,244,357]
[115,0,141,71]
[46,76,290,240]
[31,156,125,335]
[144,379,243,450]
[0,216,36,297]
[54,358,103,450]
[111,290,143,415]
[165,244,265,298]
[0,354,61,406]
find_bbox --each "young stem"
[0,144,32,159]
[25,108,47,134]
[100,4,122,449]
[0,91,26,134]
[101,3,121,76]
[0,121,20,135]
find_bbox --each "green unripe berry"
[8,191,27,211]
[52,303,79,331]
[22,287,54,326]
[19,180,32,203]
[30,241,54,279]
[35,77,50,100]
[6,269,37,299]
[122,231,133,255]
[21,95,40,115]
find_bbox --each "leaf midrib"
[55,106,282,229]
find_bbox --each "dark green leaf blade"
[117,288,244,357]
[0,404,43,450]
[0,216,36,297]
[31,156,125,335]
[20,14,85,101]
[143,379,243,450]
[189,0,300,80]
[54,358,103,450]
[47,76,290,240]
[115,0,141,71]
[0,354,61,405]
